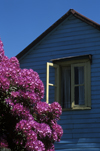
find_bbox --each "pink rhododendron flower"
[0,38,63,151]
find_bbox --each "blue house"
[16,9,100,151]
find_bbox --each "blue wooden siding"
[19,15,100,150]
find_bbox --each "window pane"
[75,86,79,104]
[75,85,85,105]
[49,66,55,84]
[74,66,84,85]
[61,67,71,108]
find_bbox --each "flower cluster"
[0,39,4,61]
[35,102,51,115]
[11,103,31,120]
[51,120,63,142]
[0,39,63,151]
[0,137,8,148]
[0,76,10,91]
[50,102,62,120]
[34,101,62,124]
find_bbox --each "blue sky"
[0,0,100,58]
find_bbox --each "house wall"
[19,15,100,150]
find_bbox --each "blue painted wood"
[35,39,100,50]
[19,15,100,150]
[60,113,100,120]
[55,149,100,151]
[55,138,100,150]
[58,118,100,124]
[55,142,100,148]
[56,149,100,151]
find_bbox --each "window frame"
[46,62,60,104]
[46,58,91,110]
[71,62,91,110]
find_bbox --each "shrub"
[0,39,63,151]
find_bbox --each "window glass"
[74,66,85,105]
[75,86,85,105]
[74,66,84,85]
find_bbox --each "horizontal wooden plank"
[63,128,100,134]
[33,45,100,56]
[49,28,99,40]
[73,133,100,138]
[55,149,100,151]
[53,24,96,35]
[22,45,98,59]
[61,133,100,139]
[56,138,100,143]
[44,33,100,45]
[55,142,100,149]
[37,36,100,49]
[62,108,100,115]
[60,113,100,120]
[91,94,100,100]
[73,123,100,129]
[36,38,100,50]
[58,118,100,124]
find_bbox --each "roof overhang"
[51,54,92,64]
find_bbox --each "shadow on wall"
[55,138,100,150]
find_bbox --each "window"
[46,55,91,110]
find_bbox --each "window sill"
[62,107,91,111]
